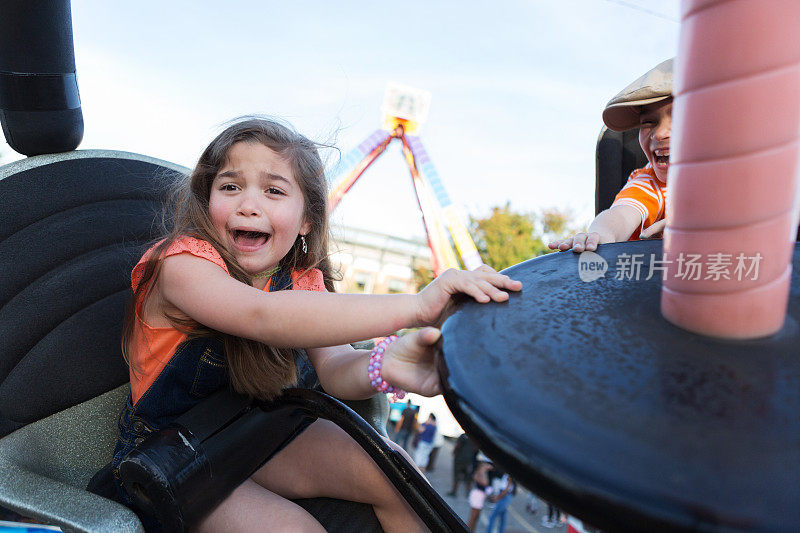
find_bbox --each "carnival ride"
[328,84,482,275]
[1,0,799,532]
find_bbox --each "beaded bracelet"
[368,335,406,401]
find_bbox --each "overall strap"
[269,266,293,292]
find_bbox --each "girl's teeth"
[233,230,269,246]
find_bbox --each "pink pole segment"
[663,0,800,338]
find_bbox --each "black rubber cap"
[0,108,83,156]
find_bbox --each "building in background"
[331,225,465,437]
[331,225,432,294]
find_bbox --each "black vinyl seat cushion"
[595,127,648,215]
[0,153,181,433]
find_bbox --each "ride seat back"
[0,151,181,431]
[0,151,184,530]
[595,126,648,215]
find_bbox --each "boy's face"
[638,99,672,183]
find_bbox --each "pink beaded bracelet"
[367,335,406,401]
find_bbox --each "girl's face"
[209,142,310,284]
[638,99,672,183]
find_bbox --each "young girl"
[106,117,521,532]
[467,457,495,531]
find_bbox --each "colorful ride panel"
[328,121,482,275]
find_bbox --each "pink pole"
[663,0,800,339]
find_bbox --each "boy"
[549,58,673,252]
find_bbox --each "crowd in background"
[388,400,567,532]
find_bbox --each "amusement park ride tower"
[328,83,483,275]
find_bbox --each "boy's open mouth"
[231,229,270,247]
[654,148,669,166]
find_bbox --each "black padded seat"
[0,150,181,430]
[594,126,648,215]
[0,151,184,531]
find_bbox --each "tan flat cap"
[602,58,673,131]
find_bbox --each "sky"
[1,0,680,242]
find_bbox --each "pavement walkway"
[398,435,568,533]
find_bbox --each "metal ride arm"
[404,135,483,271]
[399,131,461,275]
[328,129,395,211]
[272,389,467,532]
[119,387,467,532]
[328,124,483,276]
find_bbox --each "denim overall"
[89,269,297,528]
[109,336,229,504]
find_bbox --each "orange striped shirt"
[611,163,667,240]
[128,236,324,404]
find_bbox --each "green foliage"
[412,262,435,293]
[408,203,579,287]
[539,207,572,237]
[469,203,578,271]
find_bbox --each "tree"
[412,261,436,293]
[469,203,578,271]
[411,203,579,288]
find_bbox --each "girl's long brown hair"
[122,117,337,400]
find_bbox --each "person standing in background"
[448,433,477,497]
[386,400,404,440]
[486,471,516,533]
[394,400,418,451]
[467,456,494,531]
[413,413,438,471]
[425,423,446,471]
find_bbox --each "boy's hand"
[548,232,602,253]
[381,327,443,397]
[415,266,522,327]
[640,219,667,239]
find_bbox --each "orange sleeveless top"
[128,236,324,404]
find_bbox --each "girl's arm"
[304,344,373,400]
[157,255,520,349]
[494,485,511,501]
[305,327,443,400]
[547,204,643,252]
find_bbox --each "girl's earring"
[301,235,307,254]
